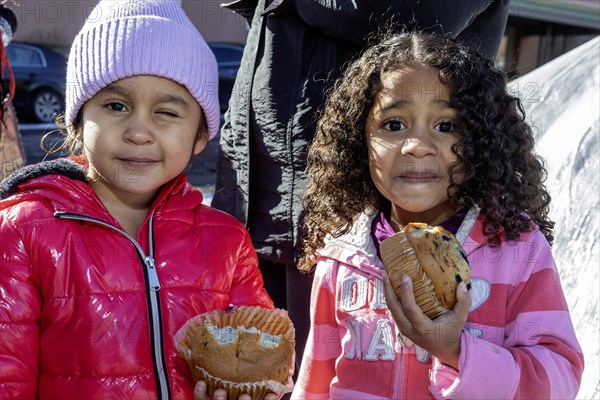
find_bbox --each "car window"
[7,46,44,67]
[211,47,242,62]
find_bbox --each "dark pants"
[258,260,313,387]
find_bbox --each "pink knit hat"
[66,0,220,140]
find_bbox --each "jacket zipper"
[395,346,404,399]
[392,206,480,399]
[55,211,170,399]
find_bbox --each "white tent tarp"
[509,36,600,400]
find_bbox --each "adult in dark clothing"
[212,0,511,378]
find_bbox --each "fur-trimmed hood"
[0,157,87,200]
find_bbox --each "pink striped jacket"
[292,210,583,399]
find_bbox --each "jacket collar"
[318,207,482,276]
[0,157,87,200]
[318,209,384,275]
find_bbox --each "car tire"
[31,88,64,123]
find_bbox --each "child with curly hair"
[292,32,584,399]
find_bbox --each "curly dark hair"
[299,31,554,272]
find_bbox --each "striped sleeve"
[291,259,341,400]
[430,230,584,399]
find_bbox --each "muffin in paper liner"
[174,306,295,399]
[380,223,471,319]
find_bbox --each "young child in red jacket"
[0,1,280,398]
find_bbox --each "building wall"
[8,0,249,50]
[7,0,598,73]
[182,1,249,45]
[9,0,98,48]
[502,15,598,76]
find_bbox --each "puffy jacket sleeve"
[0,213,41,398]
[291,259,340,399]
[228,227,274,309]
[429,230,584,399]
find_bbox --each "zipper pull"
[145,256,161,291]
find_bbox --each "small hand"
[383,271,471,369]
[193,381,278,400]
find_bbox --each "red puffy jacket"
[0,158,274,399]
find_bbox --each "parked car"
[3,42,241,123]
[3,41,66,123]
[208,42,244,112]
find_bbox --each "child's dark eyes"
[105,102,127,112]
[382,119,455,133]
[103,102,179,118]
[436,120,455,133]
[383,119,405,131]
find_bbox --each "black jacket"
[212,0,511,264]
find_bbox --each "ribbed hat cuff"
[66,15,220,139]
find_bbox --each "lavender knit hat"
[66,0,220,140]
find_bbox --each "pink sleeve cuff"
[430,330,518,399]
[429,350,461,398]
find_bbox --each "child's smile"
[366,65,460,228]
[119,157,160,167]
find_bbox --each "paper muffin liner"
[174,306,294,399]
[381,231,449,319]
[194,365,287,400]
